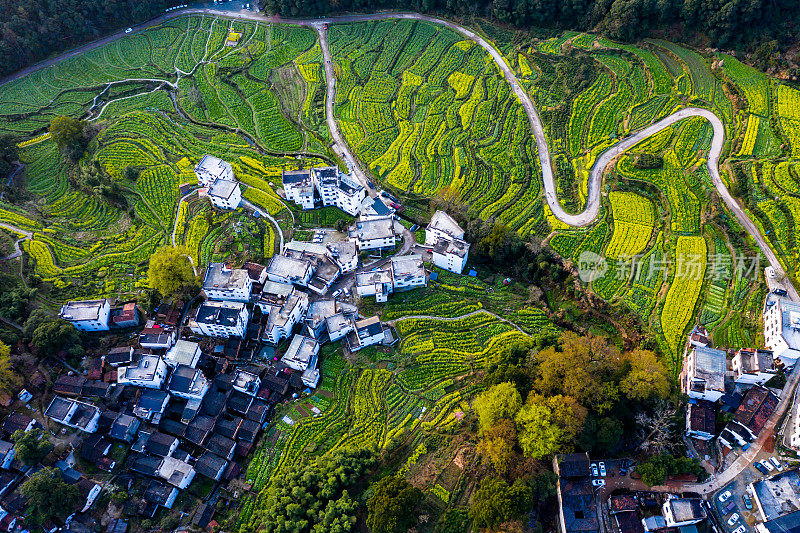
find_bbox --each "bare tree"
[636,400,676,455]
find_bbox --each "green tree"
[48,116,85,147]
[20,466,80,525]
[30,319,83,359]
[477,419,517,474]
[515,394,586,459]
[473,382,522,433]
[0,342,20,394]
[469,477,532,529]
[620,349,671,401]
[147,246,197,297]
[366,476,422,533]
[13,428,53,465]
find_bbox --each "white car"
[761,459,775,472]
[599,462,606,476]
[727,514,740,527]
[591,463,599,477]
[591,479,605,487]
[732,526,746,533]
[124,27,133,34]
[770,457,783,471]
[718,491,732,503]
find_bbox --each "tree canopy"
[469,477,533,529]
[49,116,85,147]
[515,394,587,459]
[366,476,422,533]
[473,382,522,433]
[20,466,80,525]
[12,428,53,465]
[147,246,197,297]
[30,318,83,359]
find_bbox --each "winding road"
[2,6,799,495]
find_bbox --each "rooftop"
[168,365,208,396]
[203,263,250,292]
[427,210,464,239]
[267,255,313,282]
[666,499,705,523]
[433,236,470,258]
[737,348,777,374]
[349,216,395,242]
[688,400,716,435]
[282,335,319,371]
[234,370,260,395]
[208,178,238,200]
[751,469,800,521]
[282,169,312,186]
[165,340,200,367]
[391,254,425,280]
[59,299,107,321]
[734,385,779,436]
[556,453,591,478]
[356,268,393,288]
[119,354,163,382]
[195,155,232,178]
[242,262,266,282]
[690,346,727,393]
[326,313,352,335]
[195,301,245,327]
[355,316,383,338]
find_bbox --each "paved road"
[0,162,23,201]
[0,222,32,260]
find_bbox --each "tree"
[477,419,517,474]
[515,394,586,459]
[13,428,53,465]
[30,319,83,359]
[636,400,676,455]
[473,382,522,433]
[620,349,671,401]
[20,466,80,525]
[49,116,85,147]
[469,477,532,529]
[366,476,423,533]
[0,343,20,393]
[147,246,197,297]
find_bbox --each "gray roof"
[194,301,246,326]
[59,299,107,321]
[349,217,395,242]
[391,254,425,279]
[203,263,250,292]
[433,236,470,258]
[691,346,726,392]
[119,355,163,382]
[427,210,464,239]
[209,178,238,199]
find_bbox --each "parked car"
[591,463,599,477]
[754,462,769,475]
[591,479,605,487]
[124,27,133,33]
[732,526,746,533]
[774,288,788,296]
[770,457,783,471]
[718,491,732,503]
[599,462,606,476]
[727,514,740,526]
[761,460,775,472]
[743,494,753,510]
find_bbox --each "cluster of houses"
[680,326,784,458]
[58,300,139,333]
[194,155,242,211]
[554,453,709,533]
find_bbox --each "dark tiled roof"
[237,419,260,442]
[137,389,169,412]
[214,417,242,440]
[128,453,162,476]
[185,415,215,446]
[609,495,637,513]
[246,400,270,424]
[556,453,590,478]
[145,432,177,457]
[80,434,111,462]
[688,400,716,435]
[227,390,253,415]
[159,419,187,438]
[53,375,86,396]
[194,452,229,480]
[734,386,778,435]
[206,434,235,459]
[143,480,173,505]
[202,390,228,416]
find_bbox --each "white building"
[195,155,234,187]
[662,498,706,527]
[425,210,464,244]
[432,236,470,274]
[681,346,727,402]
[360,195,395,219]
[313,166,365,216]
[203,263,253,302]
[283,241,341,295]
[266,254,315,287]
[117,354,169,389]
[282,335,319,372]
[207,178,242,210]
[242,261,268,285]
[158,456,196,489]
[763,297,800,365]
[356,268,394,303]
[326,313,354,343]
[58,300,111,332]
[346,316,386,352]
[45,396,101,433]
[139,327,177,350]
[233,369,261,396]
[327,240,358,273]
[731,348,779,386]
[164,339,202,369]
[167,365,209,402]
[259,282,309,345]
[391,254,426,291]
[349,216,397,251]
[189,301,249,338]
[282,169,315,210]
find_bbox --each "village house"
[167,365,210,402]
[0,442,14,470]
[283,241,342,295]
[139,327,177,350]
[190,301,250,338]
[282,335,320,387]
[681,346,727,402]
[327,240,358,274]
[133,389,171,421]
[662,498,706,527]
[426,210,464,243]
[685,399,716,441]
[202,263,253,302]
[107,412,141,442]
[59,299,111,331]
[233,370,261,396]
[346,316,387,352]
[110,302,139,328]
[282,169,315,210]
[432,236,470,274]
[390,254,427,291]
[718,386,778,449]
[763,296,800,365]
[207,177,241,210]
[45,396,101,433]
[164,339,202,369]
[356,268,394,303]
[360,195,394,219]
[731,348,779,386]
[242,261,268,287]
[312,166,365,216]
[117,354,169,389]
[194,452,229,481]
[326,313,355,343]
[259,282,309,345]
[194,155,234,187]
[349,216,397,251]
[553,453,599,533]
[749,469,800,526]
[266,254,315,287]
